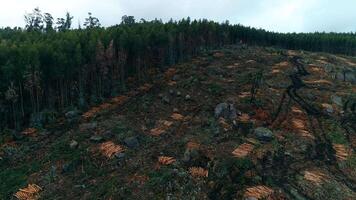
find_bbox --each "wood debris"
[138,83,153,92]
[158,156,176,165]
[14,184,42,200]
[167,81,177,86]
[303,170,328,185]
[213,52,224,58]
[186,141,200,150]
[189,167,209,178]
[150,120,174,136]
[110,95,129,104]
[253,108,269,121]
[129,173,149,185]
[333,144,350,161]
[82,95,129,120]
[244,185,274,199]
[99,141,124,158]
[171,113,184,121]
[289,116,315,139]
[21,128,37,136]
[238,92,251,98]
[218,117,232,131]
[238,113,250,122]
[291,106,304,115]
[165,68,176,78]
[232,143,254,158]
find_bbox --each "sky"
[0,0,355,33]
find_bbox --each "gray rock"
[115,152,126,159]
[214,102,237,120]
[345,71,356,83]
[185,95,191,100]
[335,69,356,83]
[90,135,103,142]
[69,140,78,149]
[103,130,113,138]
[124,136,139,148]
[254,127,274,142]
[182,149,199,163]
[176,91,182,96]
[324,64,334,73]
[80,122,97,130]
[62,161,78,173]
[336,72,344,81]
[169,89,175,95]
[323,104,334,113]
[65,110,79,119]
[162,95,170,104]
[331,95,343,106]
[172,74,180,81]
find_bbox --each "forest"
[0,8,355,130]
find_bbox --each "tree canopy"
[0,8,355,130]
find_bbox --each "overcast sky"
[0,0,355,33]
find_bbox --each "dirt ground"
[1,45,355,200]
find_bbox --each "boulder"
[90,135,103,142]
[214,103,238,120]
[65,110,80,120]
[69,140,78,149]
[124,136,139,148]
[254,127,274,142]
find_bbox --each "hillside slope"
[1,45,355,199]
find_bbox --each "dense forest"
[0,8,355,130]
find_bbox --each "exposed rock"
[80,122,97,130]
[162,95,170,104]
[69,140,78,149]
[185,95,191,100]
[103,130,113,138]
[176,91,182,96]
[322,103,334,113]
[172,74,180,81]
[344,70,356,83]
[65,110,80,120]
[331,95,343,107]
[62,160,79,174]
[214,102,237,120]
[335,69,356,83]
[169,89,175,95]
[90,135,103,142]
[124,136,139,148]
[324,64,334,73]
[115,152,126,159]
[254,127,274,142]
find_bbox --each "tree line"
[0,8,355,130]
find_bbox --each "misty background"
[0,0,355,33]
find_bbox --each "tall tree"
[121,15,135,25]
[84,12,101,29]
[24,7,43,31]
[56,12,73,31]
[43,13,54,32]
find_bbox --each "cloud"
[0,0,354,32]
